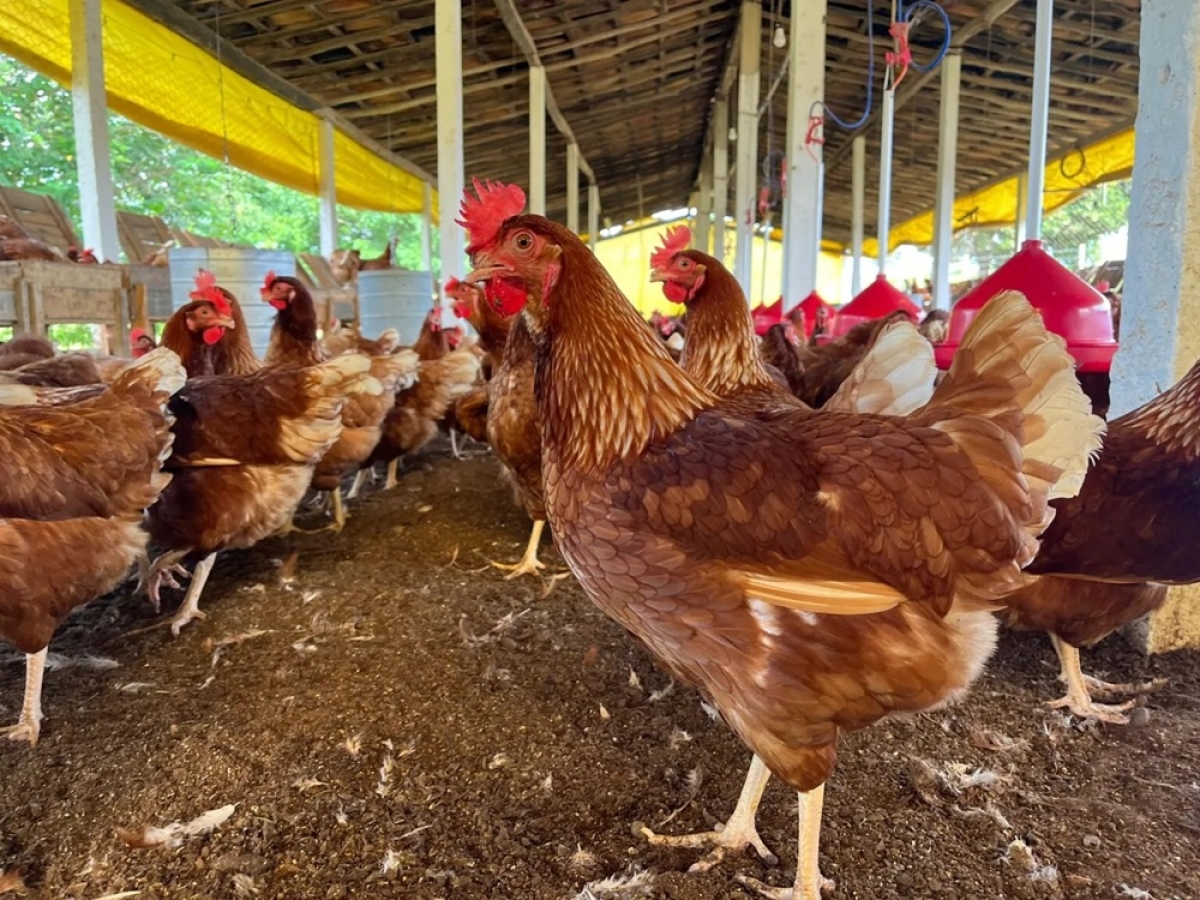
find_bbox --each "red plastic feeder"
[752,297,784,336]
[933,240,1118,373]
[789,290,836,341]
[824,275,921,341]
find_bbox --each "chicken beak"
[216,315,236,329]
[649,268,668,284]
[465,262,517,284]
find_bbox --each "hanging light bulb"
[728,126,738,143]
[773,24,786,49]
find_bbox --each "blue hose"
[899,0,953,73]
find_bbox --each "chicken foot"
[1046,635,1150,724]
[639,753,778,872]
[170,552,218,636]
[2,648,47,746]
[346,468,370,500]
[450,428,463,460]
[736,784,834,900]
[385,459,403,490]
[285,489,348,534]
[490,519,548,580]
[142,549,192,611]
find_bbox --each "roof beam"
[492,0,595,184]
[120,0,435,186]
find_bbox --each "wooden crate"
[0,185,81,251]
[0,260,128,352]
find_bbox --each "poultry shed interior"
[4,0,1200,898]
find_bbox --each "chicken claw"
[2,649,46,747]
[735,785,834,900]
[1048,635,1153,724]
[1081,673,1168,701]
[169,552,217,637]
[141,550,191,611]
[639,755,777,872]
[490,519,548,579]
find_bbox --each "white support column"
[420,182,433,272]
[713,99,730,263]
[781,0,827,309]
[733,0,761,295]
[1025,0,1053,240]
[68,0,120,263]
[566,143,580,233]
[931,51,961,311]
[696,160,713,255]
[436,0,466,280]
[876,88,896,273]
[317,117,338,257]
[587,182,600,252]
[850,134,865,296]
[1014,173,1029,245]
[529,65,547,216]
[1110,0,1200,654]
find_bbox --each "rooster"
[460,179,1103,899]
[997,359,1200,722]
[0,347,183,744]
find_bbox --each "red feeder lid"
[826,275,921,340]
[752,296,784,336]
[933,240,1118,373]
[790,290,836,341]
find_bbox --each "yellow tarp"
[864,127,1135,257]
[0,0,435,218]
[597,219,845,317]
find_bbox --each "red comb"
[259,270,277,299]
[444,276,461,294]
[130,327,147,343]
[651,224,692,270]
[188,268,232,316]
[457,178,527,254]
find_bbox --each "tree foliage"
[0,56,436,268]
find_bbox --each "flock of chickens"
[2,177,1199,899]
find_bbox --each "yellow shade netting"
[863,127,1135,257]
[0,0,435,218]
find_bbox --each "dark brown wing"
[487,319,543,520]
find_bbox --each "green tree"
[0,55,433,265]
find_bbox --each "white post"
[713,99,730,264]
[781,0,827,309]
[317,117,338,256]
[436,0,466,280]
[587,182,600,252]
[695,159,713,255]
[420,182,433,272]
[931,51,961,310]
[1014,173,1029,245]
[733,0,761,295]
[566,143,580,232]
[529,65,547,216]
[68,0,119,263]
[876,87,896,272]
[851,134,865,296]
[1025,0,1053,240]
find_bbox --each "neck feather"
[680,263,778,396]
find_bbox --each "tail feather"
[824,320,937,417]
[922,290,1105,549]
[110,346,187,400]
[0,383,38,406]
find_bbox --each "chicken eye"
[513,232,535,252]
[677,257,692,269]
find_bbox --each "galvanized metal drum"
[357,269,435,347]
[169,248,296,358]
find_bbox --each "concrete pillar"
[1111,0,1200,654]
[317,118,338,256]
[850,134,865,297]
[435,0,466,279]
[931,51,961,311]
[420,182,433,272]
[696,158,713,255]
[566,143,580,232]
[68,0,120,263]
[587,182,599,252]
[1025,0,1054,240]
[529,65,547,216]
[713,99,730,263]
[733,0,761,294]
[781,0,826,310]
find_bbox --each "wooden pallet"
[0,260,129,353]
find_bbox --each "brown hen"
[463,192,1103,900]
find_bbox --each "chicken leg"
[142,549,191,611]
[385,459,402,490]
[346,468,369,500]
[1045,634,1160,724]
[2,648,47,746]
[450,428,463,460]
[490,519,548,580]
[170,552,217,636]
[736,785,834,900]
[640,753,777,871]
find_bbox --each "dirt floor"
[1,438,1198,900]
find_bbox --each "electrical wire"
[899,0,952,72]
